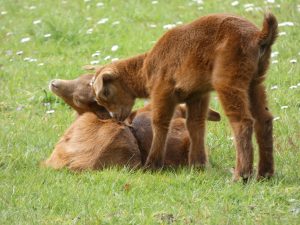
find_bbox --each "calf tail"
[254,13,278,83]
[259,12,278,50]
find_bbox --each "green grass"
[1,0,300,224]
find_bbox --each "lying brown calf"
[43,75,141,171]
[42,113,141,170]
[131,110,190,167]
[92,13,278,180]
[49,74,111,119]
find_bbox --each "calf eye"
[103,88,110,98]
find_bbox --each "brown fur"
[49,74,111,119]
[45,73,198,170]
[42,113,141,171]
[93,13,277,180]
[126,103,220,124]
[43,74,140,171]
[131,110,189,166]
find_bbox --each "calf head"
[49,74,111,119]
[92,67,135,121]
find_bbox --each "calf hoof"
[188,155,207,170]
[232,168,253,183]
[257,171,274,181]
[144,157,164,171]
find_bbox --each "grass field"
[1,0,300,224]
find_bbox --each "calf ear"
[82,65,102,71]
[126,110,137,124]
[207,108,221,122]
[93,73,115,100]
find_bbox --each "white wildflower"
[149,24,157,28]
[111,45,119,52]
[38,63,44,66]
[245,7,254,12]
[90,60,99,65]
[278,22,294,27]
[86,28,93,34]
[96,2,104,7]
[266,0,275,3]
[44,33,51,38]
[111,58,119,62]
[289,85,297,89]
[29,58,37,62]
[24,57,31,61]
[270,85,278,90]
[231,1,239,6]
[29,6,36,10]
[193,0,203,4]
[152,1,158,4]
[272,60,278,64]
[244,3,254,8]
[20,37,31,43]
[278,32,286,36]
[97,18,109,24]
[46,110,55,114]
[33,19,42,25]
[290,59,297,64]
[86,17,92,21]
[176,21,183,25]
[163,24,176,30]
[255,7,262,11]
[16,51,23,55]
[1,11,7,15]
[273,117,280,121]
[92,52,101,57]
[271,51,279,58]
[112,21,120,25]
[16,106,23,111]
[280,106,288,109]
[104,56,111,60]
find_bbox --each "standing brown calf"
[92,13,277,180]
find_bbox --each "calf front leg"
[145,88,176,170]
[186,94,209,168]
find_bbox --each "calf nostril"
[51,80,58,88]
[49,80,59,91]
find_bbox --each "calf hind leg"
[249,84,274,179]
[215,85,254,181]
